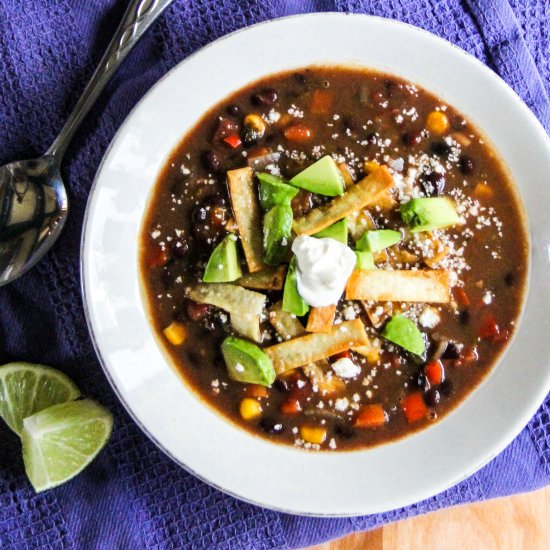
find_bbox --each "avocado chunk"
[221,336,276,386]
[400,197,461,233]
[257,173,299,211]
[313,218,348,244]
[382,315,425,355]
[356,229,401,252]
[282,257,309,316]
[289,155,345,196]
[203,234,243,283]
[355,250,375,270]
[263,205,293,266]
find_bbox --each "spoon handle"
[46,0,174,160]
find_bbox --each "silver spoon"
[0,0,173,286]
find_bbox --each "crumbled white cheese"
[332,358,361,379]
[419,307,441,329]
[482,291,493,305]
[334,398,349,411]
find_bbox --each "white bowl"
[82,13,550,516]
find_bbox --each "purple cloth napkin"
[1,0,549,548]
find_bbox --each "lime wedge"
[22,399,113,492]
[0,362,81,435]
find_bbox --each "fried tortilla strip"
[305,305,337,333]
[337,162,355,190]
[227,167,265,272]
[348,208,376,241]
[293,166,394,236]
[352,337,382,363]
[346,270,451,303]
[236,265,287,291]
[267,301,305,340]
[265,319,369,374]
[188,283,265,342]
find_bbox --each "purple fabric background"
[0,0,549,548]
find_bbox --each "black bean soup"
[140,67,528,451]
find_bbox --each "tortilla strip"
[306,305,337,333]
[337,162,355,190]
[188,283,265,342]
[265,319,369,374]
[293,166,394,236]
[348,208,376,241]
[267,301,305,340]
[227,167,265,272]
[352,338,382,363]
[346,270,451,303]
[236,265,287,291]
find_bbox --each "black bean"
[365,132,378,146]
[186,300,210,322]
[252,88,278,106]
[293,72,307,85]
[415,372,430,391]
[442,342,462,360]
[260,417,284,434]
[186,350,202,367]
[504,272,515,286]
[171,238,190,259]
[334,423,355,439]
[202,150,223,174]
[421,172,446,196]
[459,155,475,175]
[384,79,399,98]
[226,104,241,116]
[424,388,441,407]
[402,130,422,146]
[439,379,453,397]
[458,310,470,325]
[273,378,290,393]
[430,140,452,157]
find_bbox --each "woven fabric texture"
[0,0,548,548]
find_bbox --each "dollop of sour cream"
[291,235,356,307]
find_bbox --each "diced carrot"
[310,89,333,115]
[354,404,387,428]
[280,398,302,415]
[402,392,428,423]
[147,246,170,268]
[479,313,499,339]
[331,350,352,362]
[284,124,313,142]
[247,146,271,159]
[454,287,470,307]
[245,384,269,398]
[223,134,242,149]
[425,360,444,385]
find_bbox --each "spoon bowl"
[0,155,67,284]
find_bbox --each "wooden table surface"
[310,485,550,550]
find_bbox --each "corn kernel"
[300,425,327,445]
[244,114,266,135]
[239,398,262,421]
[426,111,449,135]
[163,322,187,346]
[363,160,380,174]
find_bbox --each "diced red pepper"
[147,246,170,268]
[310,89,333,115]
[479,313,500,340]
[425,360,444,385]
[280,398,302,415]
[284,123,313,142]
[245,384,268,398]
[402,392,428,423]
[354,404,387,428]
[454,287,470,307]
[223,133,242,149]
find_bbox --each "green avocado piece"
[282,257,309,316]
[289,155,345,196]
[382,315,425,355]
[257,173,299,211]
[263,205,293,266]
[355,250,375,270]
[313,218,348,245]
[203,234,243,283]
[356,229,401,252]
[400,197,461,233]
[221,336,276,386]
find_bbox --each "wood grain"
[309,485,550,550]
